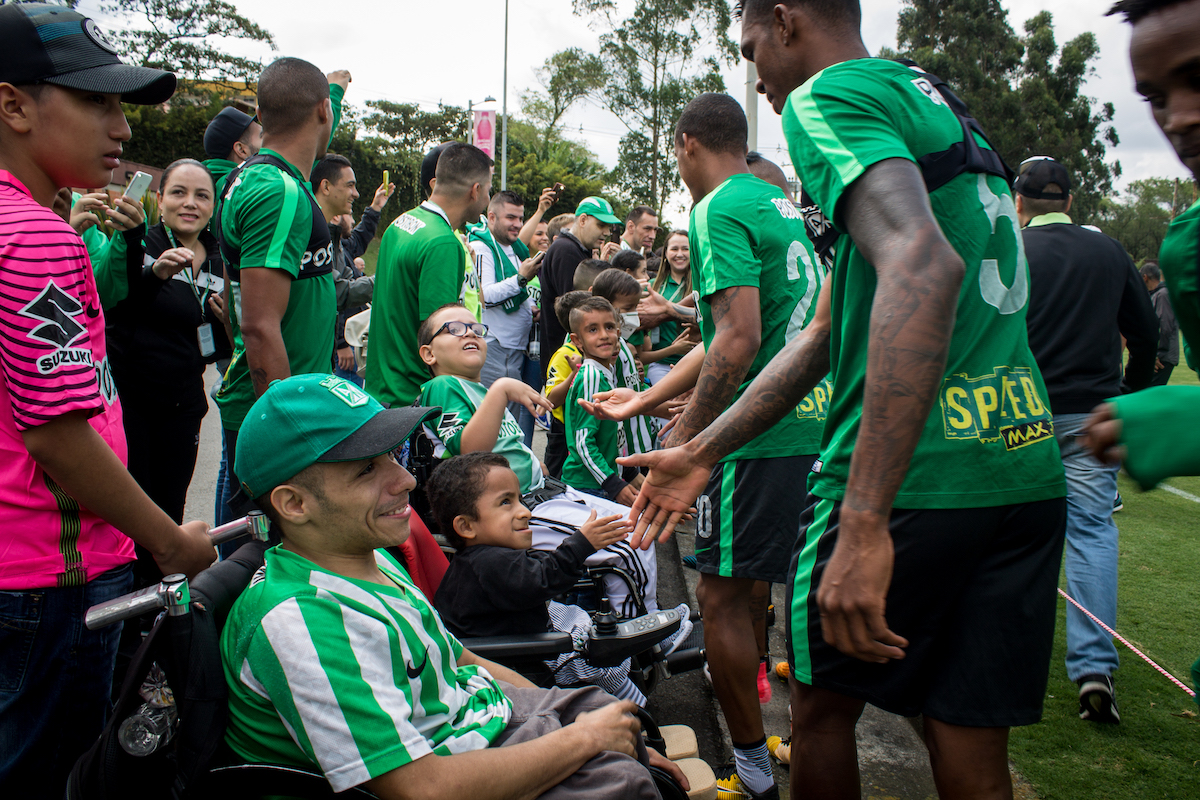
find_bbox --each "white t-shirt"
[471,240,535,351]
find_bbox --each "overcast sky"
[80,0,1191,221]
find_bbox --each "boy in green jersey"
[1097,0,1200,703]
[366,143,493,408]
[214,57,338,517]
[563,297,639,505]
[625,3,1069,797]
[544,291,591,476]
[416,303,661,617]
[223,374,681,799]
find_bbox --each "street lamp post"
[501,0,509,190]
[467,95,496,147]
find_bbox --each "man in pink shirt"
[0,5,217,793]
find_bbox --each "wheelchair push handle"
[84,512,270,630]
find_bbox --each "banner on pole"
[473,110,496,160]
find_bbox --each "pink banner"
[472,109,496,160]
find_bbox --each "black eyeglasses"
[431,320,488,340]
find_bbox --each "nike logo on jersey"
[406,647,429,679]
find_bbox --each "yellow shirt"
[544,341,581,423]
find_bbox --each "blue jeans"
[1056,412,1121,681]
[0,564,134,796]
[480,336,535,447]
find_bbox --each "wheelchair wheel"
[648,763,690,800]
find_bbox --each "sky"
[79,0,1192,221]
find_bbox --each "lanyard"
[167,227,209,316]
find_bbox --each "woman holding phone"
[105,158,231,534]
[641,230,697,384]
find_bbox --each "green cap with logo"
[574,196,622,225]
[234,374,439,501]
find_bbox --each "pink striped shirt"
[0,171,134,590]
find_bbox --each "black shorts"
[694,454,817,583]
[786,495,1066,727]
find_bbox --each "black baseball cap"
[204,107,257,160]
[0,3,175,105]
[420,142,455,198]
[1013,156,1072,200]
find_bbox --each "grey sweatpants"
[493,682,661,799]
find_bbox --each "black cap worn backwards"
[1013,157,1072,201]
[0,3,175,105]
[204,107,256,160]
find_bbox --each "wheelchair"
[66,513,707,800]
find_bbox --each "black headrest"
[190,540,268,626]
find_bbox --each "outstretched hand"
[1084,402,1124,464]
[497,377,553,418]
[578,386,641,421]
[579,509,633,550]
[815,513,908,663]
[617,448,709,549]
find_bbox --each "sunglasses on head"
[431,320,488,340]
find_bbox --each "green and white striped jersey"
[614,339,660,455]
[418,374,545,493]
[563,359,622,493]
[221,546,512,792]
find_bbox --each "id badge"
[197,323,216,357]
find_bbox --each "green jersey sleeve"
[419,238,470,321]
[783,67,917,229]
[227,167,313,277]
[565,362,616,486]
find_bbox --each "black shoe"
[1078,673,1120,724]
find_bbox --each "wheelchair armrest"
[461,632,574,661]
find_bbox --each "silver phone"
[123,170,153,199]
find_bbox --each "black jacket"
[1149,283,1180,366]
[106,222,232,416]
[538,231,590,379]
[1023,218,1159,413]
[433,532,595,639]
[332,207,380,350]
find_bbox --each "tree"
[891,1,1119,223]
[97,0,275,84]
[502,119,609,220]
[520,48,605,162]
[120,86,228,166]
[1097,178,1199,263]
[572,0,738,216]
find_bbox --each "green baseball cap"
[574,196,622,225]
[234,374,439,502]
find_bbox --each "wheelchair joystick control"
[593,596,619,637]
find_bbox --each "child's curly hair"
[424,452,512,549]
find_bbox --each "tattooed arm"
[239,266,293,397]
[664,286,761,446]
[816,158,963,663]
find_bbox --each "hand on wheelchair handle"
[153,520,217,580]
[573,700,640,758]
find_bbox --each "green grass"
[1008,354,1200,798]
[360,238,380,276]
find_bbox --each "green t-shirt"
[613,339,659,455]
[563,359,622,494]
[366,203,467,408]
[221,546,511,793]
[782,58,1065,508]
[418,374,544,493]
[648,275,687,366]
[1159,199,1200,372]
[215,148,336,431]
[690,172,830,461]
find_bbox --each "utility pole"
[745,61,758,152]
[501,0,509,189]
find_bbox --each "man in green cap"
[222,373,684,799]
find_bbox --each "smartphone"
[382,169,389,187]
[552,182,566,199]
[531,249,546,262]
[123,171,153,199]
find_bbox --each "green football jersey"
[563,359,623,494]
[418,374,545,493]
[366,203,467,407]
[690,172,830,462]
[215,148,336,431]
[782,58,1065,508]
[614,339,659,455]
[1159,198,1200,371]
[221,546,511,793]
